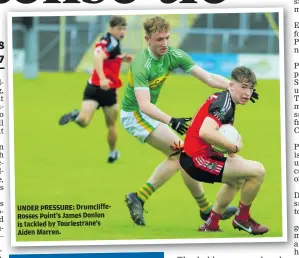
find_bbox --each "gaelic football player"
[121,16,259,226]
[59,16,132,163]
[180,66,268,235]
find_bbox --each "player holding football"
[121,16,259,226]
[179,66,268,235]
[59,16,132,163]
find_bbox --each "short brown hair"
[231,66,257,87]
[109,16,127,27]
[143,16,170,37]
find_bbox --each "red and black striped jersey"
[184,91,235,158]
[89,32,123,88]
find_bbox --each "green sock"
[137,182,155,203]
[195,193,213,214]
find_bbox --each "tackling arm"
[190,66,231,90]
[199,117,239,153]
[135,90,191,135]
[135,89,172,124]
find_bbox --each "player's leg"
[200,157,268,234]
[123,115,236,226]
[121,111,214,226]
[223,158,268,235]
[59,83,99,127]
[140,124,211,206]
[75,100,99,127]
[102,103,119,163]
[222,157,266,205]
[199,180,244,232]
[124,123,182,226]
[205,155,244,216]
[180,170,238,221]
[59,100,98,127]
[213,180,244,215]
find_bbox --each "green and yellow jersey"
[121,46,195,112]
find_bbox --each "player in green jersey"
[121,16,258,226]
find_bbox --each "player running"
[59,16,132,163]
[179,66,268,235]
[121,16,259,226]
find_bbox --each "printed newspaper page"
[0,0,294,257]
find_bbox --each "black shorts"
[83,83,117,108]
[179,152,227,184]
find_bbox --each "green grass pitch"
[13,72,284,242]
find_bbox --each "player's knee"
[168,157,181,170]
[80,119,90,127]
[253,162,266,180]
[226,179,244,190]
[107,119,116,127]
[233,179,245,190]
[169,153,180,161]
[107,124,116,132]
[105,115,117,128]
[77,113,90,127]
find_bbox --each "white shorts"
[120,109,161,143]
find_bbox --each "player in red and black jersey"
[179,66,269,235]
[58,16,132,163]
[184,90,235,161]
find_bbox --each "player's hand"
[228,153,243,159]
[234,135,243,153]
[118,53,133,63]
[228,135,242,154]
[100,78,111,90]
[169,117,192,135]
[250,89,259,103]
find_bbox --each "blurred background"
[12,12,280,79]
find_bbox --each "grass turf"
[12,72,283,242]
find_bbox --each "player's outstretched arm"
[190,66,230,90]
[190,66,259,103]
[135,90,191,135]
[135,89,172,124]
[199,117,242,153]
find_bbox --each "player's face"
[146,30,170,58]
[230,80,254,105]
[111,25,126,40]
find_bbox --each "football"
[212,124,240,154]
